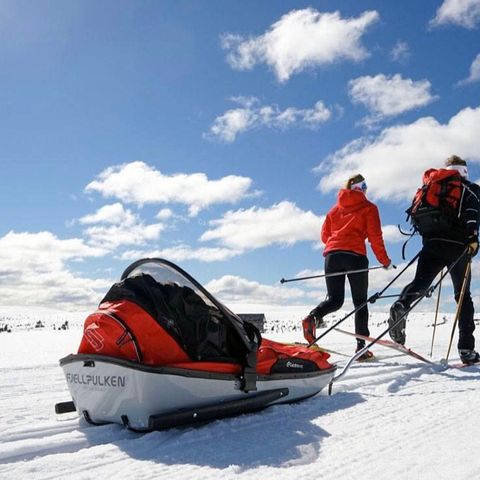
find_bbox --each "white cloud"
[0,231,110,309]
[222,8,379,82]
[156,208,175,220]
[205,275,309,305]
[79,202,136,225]
[207,97,331,142]
[120,245,241,263]
[200,201,324,250]
[430,0,480,28]
[382,225,405,244]
[83,223,164,250]
[116,201,326,263]
[348,74,437,123]
[458,53,480,85]
[390,41,410,63]
[85,161,254,216]
[316,106,480,201]
[209,106,257,143]
[121,202,324,262]
[79,203,165,250]
[368,261,416,291]
[0,231,106,265]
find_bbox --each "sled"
[56,258,336,431]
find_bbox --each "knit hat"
[345,174,367,191]
[445,155,468,178]
[445,155,467,167]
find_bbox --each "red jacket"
[321,189,390,266]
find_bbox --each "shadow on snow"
[80,391,365,470]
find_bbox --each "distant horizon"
[0,303,463,322]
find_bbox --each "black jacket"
[460,179,480,241]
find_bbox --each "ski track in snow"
[1,318,480,480]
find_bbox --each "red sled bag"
[77,273,334,376]
[406,168,465,237]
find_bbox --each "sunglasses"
[352,181,368,192]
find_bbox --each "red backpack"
[407,168,465,236]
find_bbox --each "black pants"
[398,239,475,350]
[311,251,369,347]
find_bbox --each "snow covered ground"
[1,310,479,480]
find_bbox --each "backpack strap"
[397,224,417,260]
[401,230,415,260]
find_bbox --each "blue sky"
[1,0,480,313]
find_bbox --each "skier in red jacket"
[303,173,392,360]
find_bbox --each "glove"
[383,262,396,270]
[467,239,479,257]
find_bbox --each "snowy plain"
[0,307,479,480]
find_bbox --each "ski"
[289,342,396,365]
[442,361,480,369]
[293,342,350,357]
[334,328,435,365]
[334,329,480,369]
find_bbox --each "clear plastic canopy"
[123,259,218,310]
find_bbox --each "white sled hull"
[60,355,335,430]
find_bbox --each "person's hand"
[467,238,479,257]
[383,262,396,270]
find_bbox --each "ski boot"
[302,314,323,343]
[355,344,375,362]
[459,349,480,365]
[388,301,407,345]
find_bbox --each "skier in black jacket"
[389,155,480,365]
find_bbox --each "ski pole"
[429,269,444,357]
[280,265,389,284]
[308,252,420,347]
[444,259,472,362]
[332,249,468,384]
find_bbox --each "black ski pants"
[311,251,369,346]
[398,239,475,350]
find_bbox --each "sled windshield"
[122,258,218,311]
[116,258,257,365]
